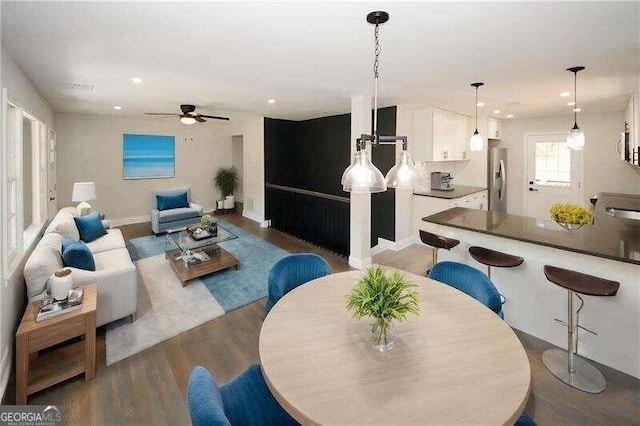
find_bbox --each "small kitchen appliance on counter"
[431,172,454,191]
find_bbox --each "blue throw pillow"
[74,211,107,243]
[157,192,189,211]
[61,236,77,252]
[61,240,96,271]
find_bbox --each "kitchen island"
[421,195,640,378]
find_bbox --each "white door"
[524,134,582,220]
[47,130,57,220]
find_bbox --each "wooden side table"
[15,283,97,404]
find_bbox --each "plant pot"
[216,200,225,210]
[371,319,395,352]
[224,195,235,209]
[555,221,585,232]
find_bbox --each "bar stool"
[542,265,620,393]
[468,246,524,279]
[419,230,460,273]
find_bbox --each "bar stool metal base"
[542,348,606,393]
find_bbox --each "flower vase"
[371,319,395,352]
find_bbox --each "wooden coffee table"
[165,222,239,285]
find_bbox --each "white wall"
[501,110,640,215]
[0,43,55,401]
[229,117,265,225]
[55,113,236,222]
[232,135,244,203]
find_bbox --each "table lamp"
[72,182,96,216]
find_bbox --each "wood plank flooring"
[5,211,639,425]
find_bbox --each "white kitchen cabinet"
[487,116,502,140]
[414,107,470,162]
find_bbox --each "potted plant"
[549,203,593,231]
[346,266,420,352]
[214,167,239,210]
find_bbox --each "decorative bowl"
[555,221,584,231]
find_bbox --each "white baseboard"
[348,255,372,269]
[370,235,419,255]
[242,211,269,227]
[0,345,11,403]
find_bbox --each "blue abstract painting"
[123,134,175,179]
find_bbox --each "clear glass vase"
[371,319,395,352]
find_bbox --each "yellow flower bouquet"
[549,203,592,230]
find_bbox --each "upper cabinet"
[414,107,470,162]
[487,116,503,140]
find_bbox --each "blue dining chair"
[187,365,299,426]
[429,261,504,318]
[264,253,331,315]
[516,412,537,425]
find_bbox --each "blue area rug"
[124,220,289,312]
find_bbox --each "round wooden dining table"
[259,268,531,425]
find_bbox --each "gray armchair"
[151,187,203,234]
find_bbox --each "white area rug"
[105,254,225,366]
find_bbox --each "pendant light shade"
[566,123,585,151]
[470,130,484,152]
[342,150,387,193]
[469,82,484,152]
[180,116,196,125]
[566,66,585,151]
[386,150,418,189]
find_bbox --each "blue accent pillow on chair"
[74,211,107,243]
[61,239,95,271]
[156,192,189,211]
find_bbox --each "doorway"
[524,133,583,219]
[232,135,243,210]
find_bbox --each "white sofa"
[23,207,138,327]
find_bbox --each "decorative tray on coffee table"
[186,223,218,241]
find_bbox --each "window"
[2,92,49,276]
[533,141,571,187]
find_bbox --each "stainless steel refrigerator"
[488,147,507,212]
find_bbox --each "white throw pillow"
[23,233,64,301]
[44,208,80,240]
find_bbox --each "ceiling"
[2,1,639,121]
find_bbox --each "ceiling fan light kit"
[566,66,586,151]
[341,11,417,194]
[145,104,230,124]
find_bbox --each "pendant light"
[341,11,416,193]
[469,82,484,152]
[566,66,585,151]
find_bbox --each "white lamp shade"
[386,150,417,189]
[181,116,196,125]
[72,182,96,202]
[469,130,484,152]
[566,126,585,151]
[341,151,387,193]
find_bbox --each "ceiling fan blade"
[153,115,176,120]
[195,116,206,123]
[145,113,180,116]
[198,115,230,121]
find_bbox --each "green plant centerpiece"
[214,167,239,199]
[549,203,592,231]
[345,266,420,352]
[200,213,213,226]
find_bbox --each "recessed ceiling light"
[573,108,582,112]
[506,114,514,118]
[113,105,122,110]
[130,77,143,84]
[476,102,485,107]
[267,99,276,104]
[493,110,501,114]
[560,92,571,97]
[567,101,576,106]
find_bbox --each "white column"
[349,95,372,269]
[394,105,415,248]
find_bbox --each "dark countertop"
[422,193,640,265]
[413,185,487,199]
